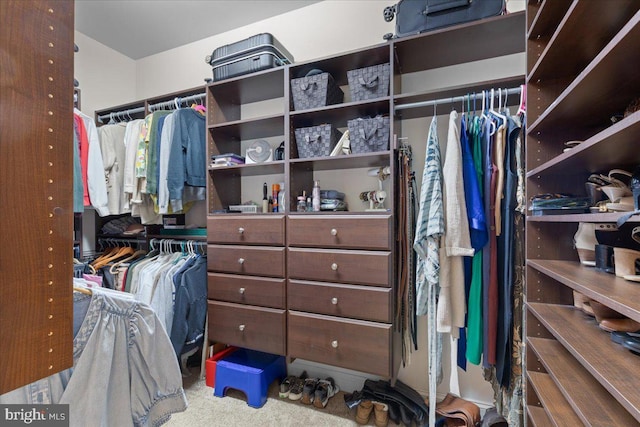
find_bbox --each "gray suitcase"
[205,33,293,81]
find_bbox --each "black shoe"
[313,377,339,408]
[287,371,308,401]
[300,378,319,405]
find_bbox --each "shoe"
[372,401,389,427]
[574,223,598,266]
[631,165,640,210]
[355,400,373,425]
[613,247,640,277]
[599,317,640,333]
[279,374,296,398]
[287,371,308,401]
[313,377,339,408]
[301,378,319,405]
[573,291,587,311]
[590,300,625,326]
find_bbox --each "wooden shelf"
[208,161,285,177]
[527,371,582,427]
[208,114,284,140]
[527,405,551,427]
[529,337,638,425]
[393,12,525,74]
[527,260,640,323]
[528,1,638,84]
[527,110,640,177]
[528,11,640,140]
[289,151,391,171]
[526,212,640,223]
[290,99,390,128]
[526,0,572,41]
[528,303,640,421]
[207,67,284,104]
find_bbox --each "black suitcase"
[205,33,293,81]
[383,0,505,39]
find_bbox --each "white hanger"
[517,84,526,115]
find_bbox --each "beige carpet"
[165,371,401,427]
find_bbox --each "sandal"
[613,247,640,277]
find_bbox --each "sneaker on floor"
[313,377,339,408]
[279,374,297,398]
[288,371,308,401]
[300,377,319,405]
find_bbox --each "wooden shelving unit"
[525,3,640,425]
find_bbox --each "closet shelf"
[528,302,640,421]
[526,212,640,223]
[207,161,285,177]
[393,11,525,74]
[526,0,572,43]
[289,99,390,128]
[526,371,582,426]
[528,259,640,322]
[528,1,638,86]
[289,151,392,171]
[526,110,640,177]
[529,337,638,425]
[206,67,284,104]
[528,10,640,139]
[527,405,551,427]
[208,114,284,140]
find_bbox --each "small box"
[347,115,390,154]
[294,124,343,159]
[347,63,390,101]
[163,214,185,229]
[205,346,237,388]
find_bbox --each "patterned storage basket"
[347,116,390,154]
[294,124,343,159]
[291,72,344,111]
[347,63,390,101]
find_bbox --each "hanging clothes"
[99,122,128,215]
[72,129,84,213]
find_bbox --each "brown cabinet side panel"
[0,0,74,394]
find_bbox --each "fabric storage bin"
[347,116,390,154]
[291,72,344,111]
[347,63,390,101]
[294,124,343,159]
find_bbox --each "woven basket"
[291,72,344,111]
[294,124,343,159]
[347,116,390,154]
[347,63,390,101]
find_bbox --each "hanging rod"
[394,86,523,112]
[148,92,206,111]
[97,106,146,124]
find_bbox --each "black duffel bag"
[383,0,505,39]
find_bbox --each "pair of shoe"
[300,377,339,408]
[356,399,388,427]
[611,331,640,356]
[279,371,307,400]
[586,299,640,333]
[613,246,640,281]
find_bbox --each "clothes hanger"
[517,84,526,116]
[109,248,147,274]
[73,285,92,295]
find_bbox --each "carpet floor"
[165,371,401,427]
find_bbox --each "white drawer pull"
[331,297,338,305]
[239,287,246,295]
[238,324,245,332]
[330,228,338,236]
[238,258,245,265]
[238,227,245,234]
[331,263,338,271]
[331,340,338,348]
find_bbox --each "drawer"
[288,279,392,323]
[208,301,286,356]
[288,311,391,377]
[288,248,391,286]
[287,215,391,250]
[208,272,285,309]
[208,245,285,278]
[207,215,285,245]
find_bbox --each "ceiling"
[75,0,321,60]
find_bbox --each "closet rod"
[148,92,206,111]
[394,86,522,112]
[97,106,146,124]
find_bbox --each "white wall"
[76,0,526,408]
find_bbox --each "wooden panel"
[288,279,392,323]
[529,337,638,426]
[207,215,285,245]
[208,301,286,356]
[288,311,391,377]
[528,405,552,427]
[208,272,285,309]
[288,248,391,287]
[287,215,392,250]
[528,303,640,421]
[527,0,573,40]
[527,371,583,427]
[207,245,285,278]
[0,0,74,394]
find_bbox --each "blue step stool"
[213,348,286,408]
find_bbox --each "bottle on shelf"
[262,182,268,213]
[278,181,285,213]
[306,197,312,212]
[312,180,320,212]
[297,193,307,212]
[272,183,280,213]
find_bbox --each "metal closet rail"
[96,92,206,123]
[394,86,523,112]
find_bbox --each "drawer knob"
[331,340,339,348]
[238,324,245,332]
[239,287,245,295]
[331,297,338,305]
[331,263,338,271]
[330,228,338,236]
[238,227,245,234]
[238,258,245,265]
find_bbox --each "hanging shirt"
[72,130,84,213]
[99,123,128,215]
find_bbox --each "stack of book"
[209,153,245,168]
